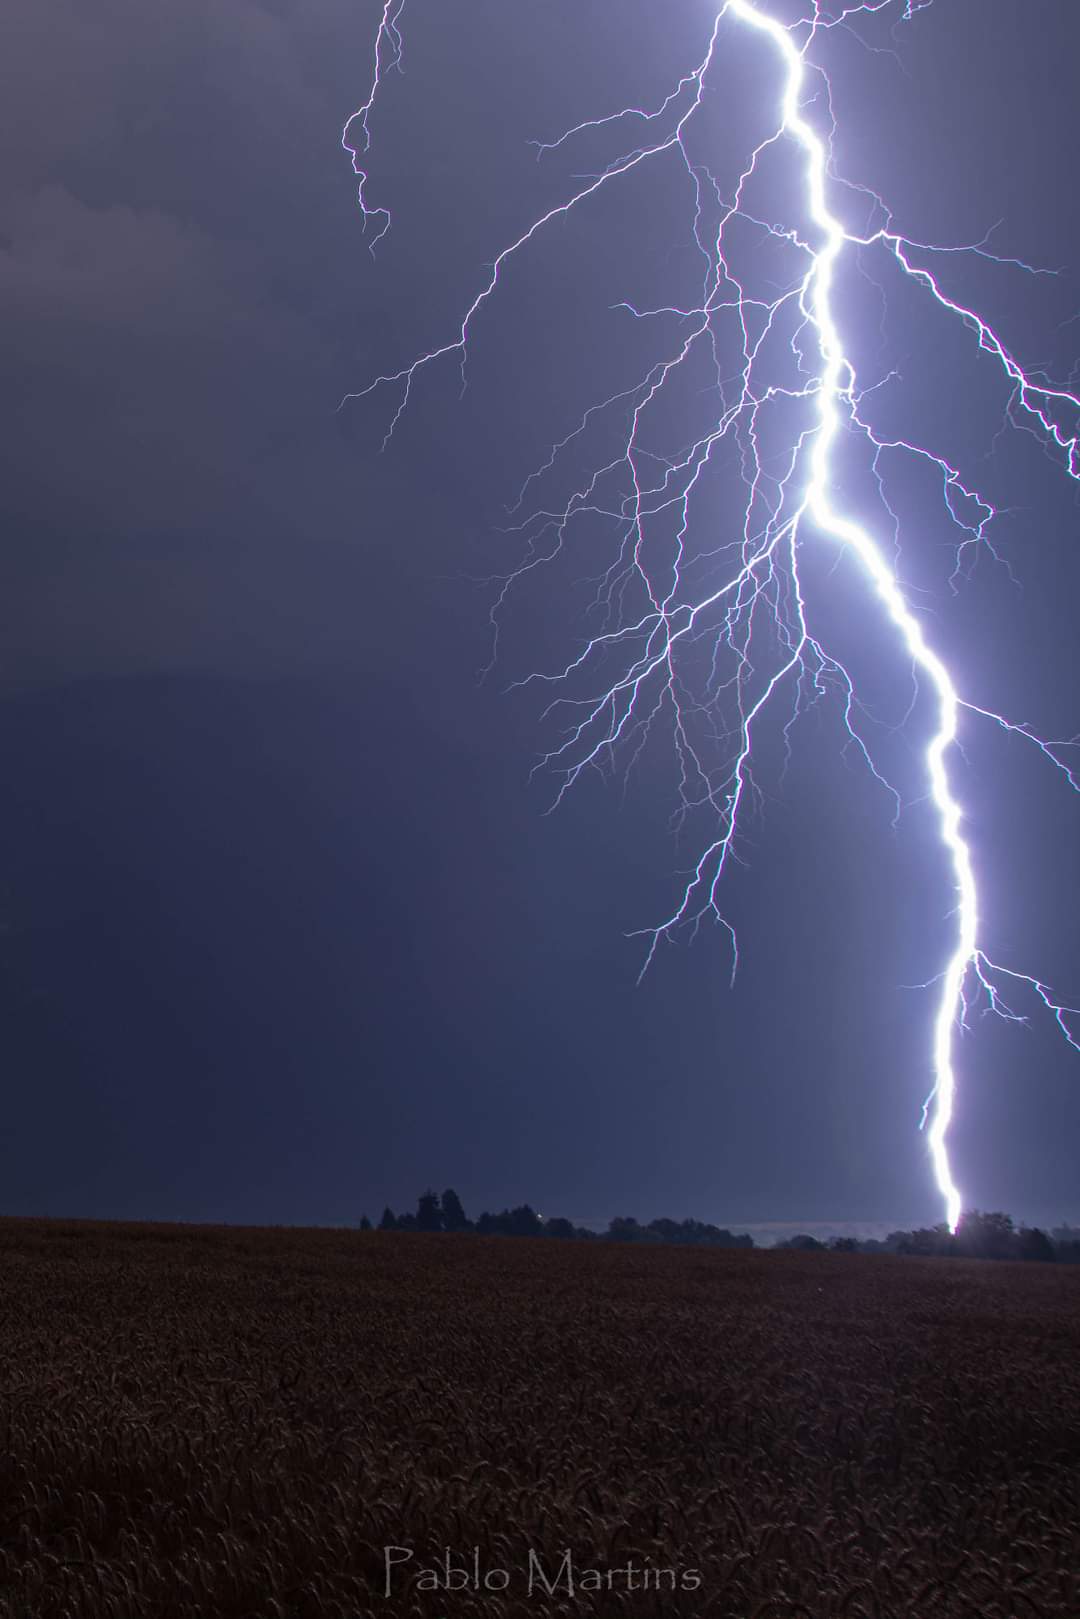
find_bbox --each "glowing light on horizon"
[343,0,1080,1230]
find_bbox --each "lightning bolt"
[343,0,1080,1231]
[341,0,405,250]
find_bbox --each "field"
[2,1220,1079,1618]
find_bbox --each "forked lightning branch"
[342,0,1080,1228]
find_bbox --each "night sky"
[4,0,1079,1235]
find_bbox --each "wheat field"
[1,1219,1078,1617]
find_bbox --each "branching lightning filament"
[344,1,1080,1229]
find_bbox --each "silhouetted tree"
[441,1188,471,1232]
[897,1224,955,1257]
[831,1237,858,1253]
[543,1217,580,1240]
[397,1212,418,1231]
[780,1234,825,1252]
[957,1209,1014,1260]
[378,1207,398,1232]
[571,1214,756,1248]
[358,1214,373,1232]
[1052,1224,1080,1262]
[508,1204,543,1237]
[1017,1226,1055,1263]
[474,1205,544,1237]
[416,1190,443,1232]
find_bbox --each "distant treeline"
[832,1213,1080,1264]
[361,1194,1080,1263]
[363,1191,753,1248]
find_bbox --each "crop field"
[1,1220,1078,1618]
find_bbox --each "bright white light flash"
[344,1,1080,1231]
[727,0,975,1229]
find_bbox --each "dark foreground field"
[2,1221,1079,1618]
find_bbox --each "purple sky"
[3,0,1079,1231]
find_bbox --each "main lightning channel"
[344,1,1080,1232]
[729,0,968,1229]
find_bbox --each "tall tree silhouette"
[441,1188,471,1232]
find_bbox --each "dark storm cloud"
[1,0,403,679]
